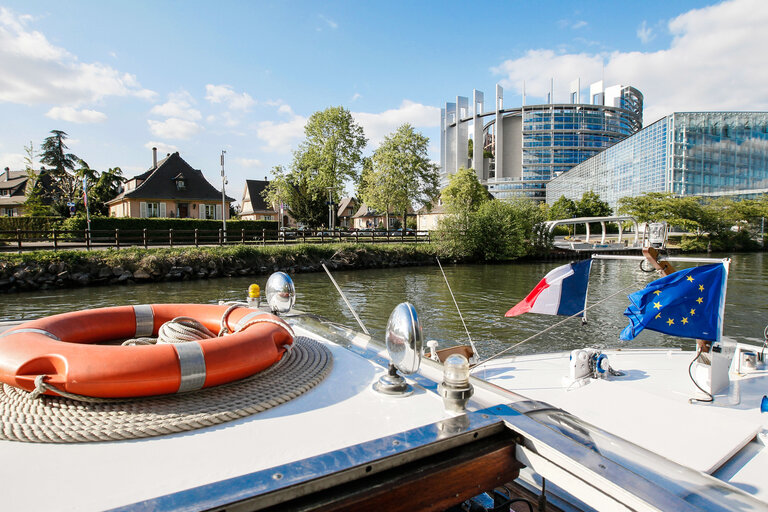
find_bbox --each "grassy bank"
[0,244,442,293]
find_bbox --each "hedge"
[60,216,277,233]
[0,216,64,240]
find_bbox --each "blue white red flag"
[620,263,727,341]
[506,260,592,317]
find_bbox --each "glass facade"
[487,87,643,201]
[546,112,768,209]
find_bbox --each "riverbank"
[0,244,441,293]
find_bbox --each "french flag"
[506,260,593,317]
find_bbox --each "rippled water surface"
[1,252,765,357]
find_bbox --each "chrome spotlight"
[265,272,295,314]
[374,302,423,396]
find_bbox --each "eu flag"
[620,263,727,341]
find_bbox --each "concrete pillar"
[472,90,484,181]
[455,96,469,173]
[495,85,504,179]
[600,221,606,244]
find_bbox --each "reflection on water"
[1,253,765,357]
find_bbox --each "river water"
[1,253,765,357]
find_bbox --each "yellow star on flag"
[687,276,694,282]
[696,297,704,304]
[653,301,662,310]
[653,290,662,295]
[681,317,688,325]
[667,318,674,326]
[690,308,696,315]
[698,284,704,292]
[655,312,662,319]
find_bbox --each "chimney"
[3,167,8,181]
[152,147,158,169]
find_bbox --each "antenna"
[321,263,370,335]
[436,257,479,361]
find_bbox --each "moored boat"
[0,268,765,511]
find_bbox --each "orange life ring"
[0,304,294,398]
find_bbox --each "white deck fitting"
[477,349,768,501]
[0,325,453,512]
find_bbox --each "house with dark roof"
[336,197,357,228]
[107,149,233,219]
[0,167,37,217]
[350,203,415,229]
[239,179,278,222]
[416,201,446,231]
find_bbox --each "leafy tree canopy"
[358,124,439,227]
[441,167,490,220]
[548,195,578,220]
[576,190,612,218]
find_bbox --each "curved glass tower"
[440,82,643,201]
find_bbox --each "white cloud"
[571,20,587,30]
[257,113,307,153]
[353,100,441,147]
[236,157,262,168]
[491,0,768,123]
[0,7,155,106]
[46,106,107,123]
[144,141,179,156]
[205,84,255,111]
[147,118,202,140]
[319,15,338,29]
[637,20,654,43]
[150,90,201,121]
[351,93,362,102]
[0,152,26,170]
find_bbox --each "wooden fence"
[0,228,431,253]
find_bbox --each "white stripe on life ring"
[174,342,206,393]
[133,305,154,337]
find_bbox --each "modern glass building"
[440,81,643,201]
[546,112,768,209]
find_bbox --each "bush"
[60,216,277,233]
[435,199,551,262]
[0,216,64,240]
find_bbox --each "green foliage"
[548,195,578,220]
[576,190,612,218]
[60,216,277,233]
[436,199,550,262]
[358,124,439,228]
[441,167,489,223]
[264,106,367,227]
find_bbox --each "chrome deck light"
[374,302,422,396]
[265,272,295,314]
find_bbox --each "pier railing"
[0,228,431,253]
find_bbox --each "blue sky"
[1,0,766,203]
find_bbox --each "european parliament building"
[440,80,643,201]
[546,112,768,209]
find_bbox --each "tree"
[441,167,489,228]
[22,142,51,216]
[90,167,125,216]
[358,124,439,229]
[39,130,79,211]
[576,190,612,217]
[548,195,578,220]
[262,165,327,227]
[264,106,367,227]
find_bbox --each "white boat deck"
[477,348,768,502]
[0,325,453,511]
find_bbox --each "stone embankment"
[0,245,439,293]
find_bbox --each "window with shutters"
[204,204,216,219]
[147,202,160,218]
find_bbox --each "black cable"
[688,347,714,403]
[508,497,535,512]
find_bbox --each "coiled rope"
[0,336,331,443]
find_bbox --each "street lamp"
[221,150,227,242]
